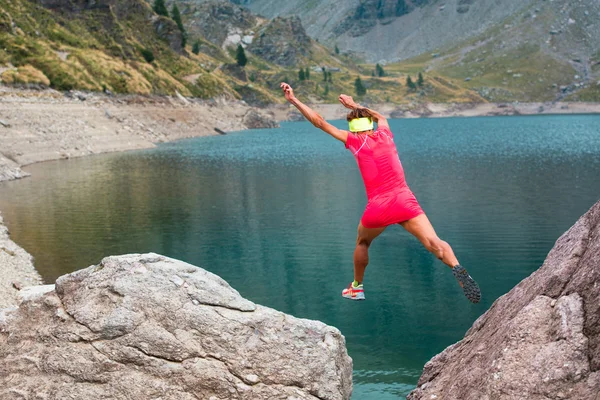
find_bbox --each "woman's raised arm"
[281,82,348,143]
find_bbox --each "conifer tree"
[305,67,310,80]
[322,66,327,81]
[334,45,340,55]
[417,72,424,86]
[236,44,248,67]
[171,4,187,48]
[354,76,367,96]
[192,40,200,55]
[406,75,416,90]
[153,0,168,17]
[298,68,306,81]
[376,63,385,77]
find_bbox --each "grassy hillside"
[0,0,238,97]
[0,0,494,105]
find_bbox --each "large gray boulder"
[0,253,352,400]
[408,200,600,400]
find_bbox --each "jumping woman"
[280,82,481,303]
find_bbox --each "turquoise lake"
[1,115,599,398]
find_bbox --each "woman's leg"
[400,214,458,268]
[353,222,387,283]
[401,213,481,303]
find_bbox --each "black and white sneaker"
[452,265,481,303]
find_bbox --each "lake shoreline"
[1,86,600,308]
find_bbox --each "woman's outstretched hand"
[280,82,296,102]
[339,94,359,109]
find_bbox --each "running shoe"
[342,282,365,300]
[452,265,481,303]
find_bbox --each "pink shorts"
[361,190,424,228]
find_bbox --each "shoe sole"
[342,293,365,301]
[452,265,481,303]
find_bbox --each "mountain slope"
[0,0,234,97]
[234,0,600,101]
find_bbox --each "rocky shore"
[0,213,42,309]
[273,101,600,121]
[0,86,279,183]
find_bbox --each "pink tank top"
[344,126,408,200]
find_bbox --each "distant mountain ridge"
[232,0,599,64]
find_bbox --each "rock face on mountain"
[407,200,600,400]
[0,253,352,400]
[248,16,311,67]
[333,0,430,37]
[240,0,600,67]
[179,0,258,48]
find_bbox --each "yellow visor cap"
[349,117,374,132]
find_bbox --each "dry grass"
[0,64,50,86]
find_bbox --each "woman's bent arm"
[339,94,390,130]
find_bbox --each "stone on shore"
[0,213,42,309]
[0,155,30,182]
[407,200,600,400]
[0,253,353,400]
[243,109,279,129]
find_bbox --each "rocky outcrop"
[408,200,600,400]
[333,0,430,37]
[243,109,279,129]
[0,253,352,399]
[248,16,312,67]
[0,155,29,181]
[153,15,185,54]
[181,1,257,48]
[0,213,42,309]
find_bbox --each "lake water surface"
[1,116,599,398]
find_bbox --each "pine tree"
[171,4,187,48]
[396,0,408,16]
[376,63,385,77]
[298,68,306,81]
[236,44,247,67]
[354,76,366,96]
[417,72,424,86]
[406,75,416,90]
[305,67,310,80]
[334,45,340,55]
[322,67,327,82]
[141,48,155,63]
[153,0,168,17]
[192,40,200,55]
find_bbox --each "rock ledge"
[408,200,600,400]
[0,253,352,400]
